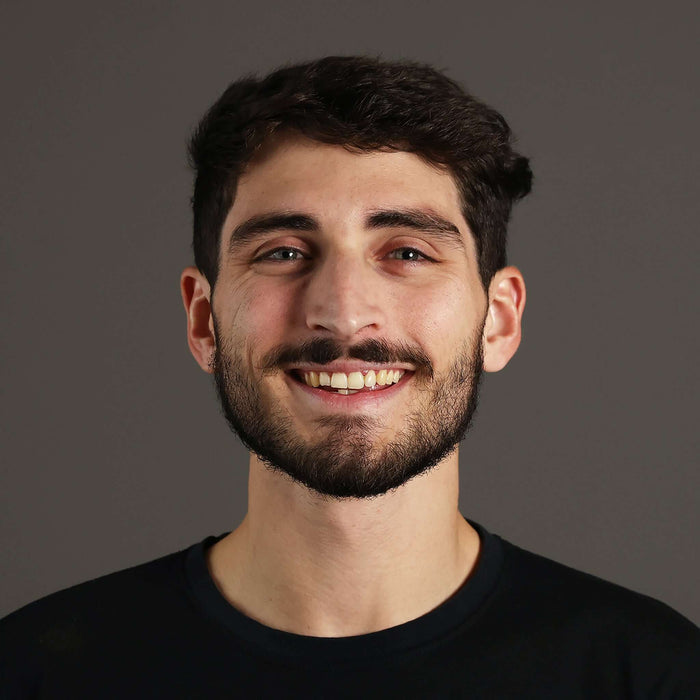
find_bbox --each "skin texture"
[181,134,525,637]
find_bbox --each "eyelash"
[256,247,308,262]
[255,246,434,264]
[386,247,433,263]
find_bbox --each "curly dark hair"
[188,56,532,289]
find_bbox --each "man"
[1,56,697,698]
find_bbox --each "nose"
[303,254,386,340]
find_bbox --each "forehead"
[222,135,472,247]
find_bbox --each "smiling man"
[2,56,698,698]
[192,138,502,503]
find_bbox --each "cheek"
[402,279,480,351]
[221,281,298,358]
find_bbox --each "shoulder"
[499,537,697,634]
[492,535,699,694]
[0,546,193,690]
[2,546,188,628]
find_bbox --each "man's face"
[209,135,489,498]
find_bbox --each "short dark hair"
[188,56,532,289]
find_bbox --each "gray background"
[1,1,698,623]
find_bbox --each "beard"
[211,321,485,499]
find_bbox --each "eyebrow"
[227,207,466,253]
[366,209,465,251]
[229,212,317,251]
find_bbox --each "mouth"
[287,368,412,395]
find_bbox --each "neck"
[206,450,480,637]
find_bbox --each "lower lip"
[284,372,413,410]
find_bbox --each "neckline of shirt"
[184,518,504,662]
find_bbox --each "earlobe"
[482,266,526,373]
[180,266,216,374]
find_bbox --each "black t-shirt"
[1,521,698,698]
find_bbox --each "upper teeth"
[302,369,404,389]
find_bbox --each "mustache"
[260,338,434,379]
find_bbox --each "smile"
[289,368,409,395]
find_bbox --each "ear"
[180,266,216,374]
[482,266,526,373]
